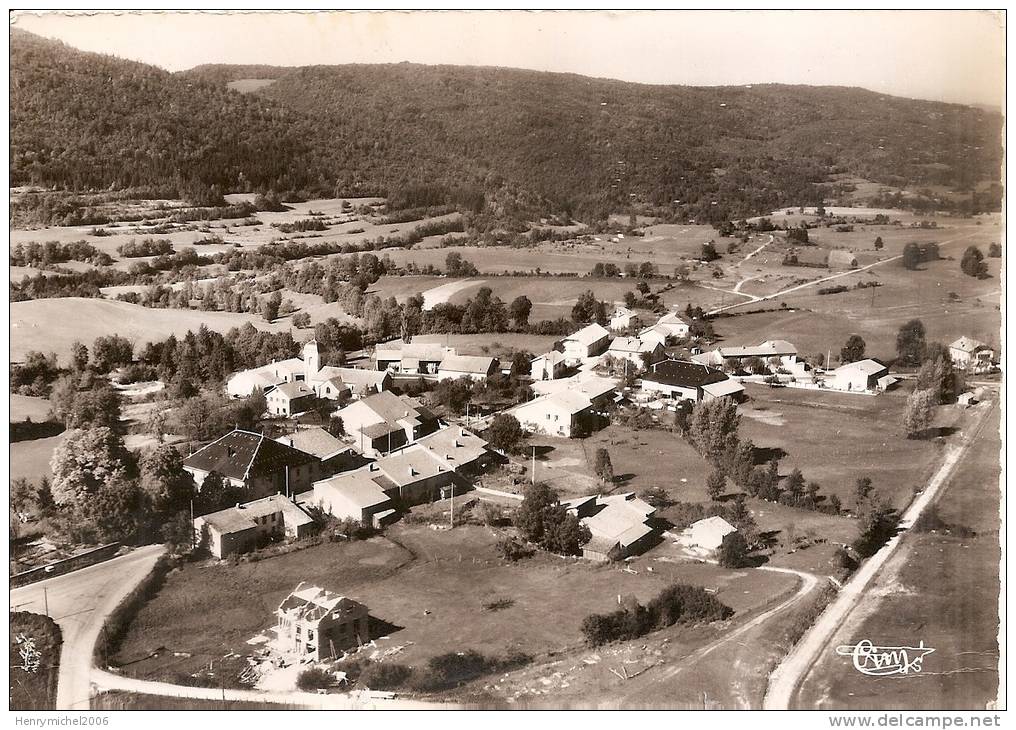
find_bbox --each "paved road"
[11,545,165,710]
[763,400,995,709]
[91,669,455,709]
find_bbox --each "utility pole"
[449,482,454,529]
[43,587,48,618]
[531,446,536,484]
[190,499,195,550]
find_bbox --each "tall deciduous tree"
[903,388,936,439]
[50,427,137,510]
[840,334,866,364]
[960,246,988,278]
[895,319,927,365]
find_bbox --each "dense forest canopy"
[11,29,1004,222]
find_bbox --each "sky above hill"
[11,10,1005,108]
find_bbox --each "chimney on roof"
[408,466,417,477]
[453,439,461,448]
[236,503,243,509]
[227,446,236,458]
[459,427,466,437]
[369,462,378,471]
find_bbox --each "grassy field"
[10,297,290,364]
[739,383,953,510]
[9,612,62,710]
[796,401,1001,710]
[10,394,52,423]
[10,433,63,484]
[116,523,793,694]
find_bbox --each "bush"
[496,535,533,561]
[359,662,413,691]
[296,667,333,691]
[413,650,530,692]
[580,584,733,646]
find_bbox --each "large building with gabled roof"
[183,428,320,497]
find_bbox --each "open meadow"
[116,522,795,698]
[794,400,1001,710]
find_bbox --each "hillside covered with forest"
[11,29,1004,223]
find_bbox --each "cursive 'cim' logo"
[835,639,935,676]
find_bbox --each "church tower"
[303,340,320,382]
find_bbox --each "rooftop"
[273,381,315,399]
[414,426,489,469]
[374,339,453,362]
[277,583,367,624]
[314,471,392,510]
[374,443,451,487]
[439,354,498,375]
[950,336,990,354]
[716,340,798,358]
[198,494,314,535]
[184,429,318,482]
[565,323,610,346]
[835,358,888,376]
[276,428,349,460]
[643,359,729,389]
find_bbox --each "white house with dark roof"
[640,359,745,403]
[183,429,320,497]
[193,494,316,559]
[949,337,995,372]
[312,471,396,526]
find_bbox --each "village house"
[373,339,455,374]
[949,337,995,373]
[265,381,316,417]
[828,358,892,393]
[275,427,359,478]
[693,340,800,372]
[564,493,658,562]
[413,425,493,475]
[653,311,690,340]
[559,323,611,363]
[637,324,671,350]
[193,493,316,559]
[183,429,320,497]
[369,443,459,505]
[608,305,641,332]
[686,516,738,553]
[272,584,370,661]
[530,351,568,381]
[313,367,391,400]
[336,391,439,457]
[311,471,396,527]
[606,336,665,370]
[640,359,745,403]
[509,391,599,438]
[226,341,391,402]
[437,354,499,382]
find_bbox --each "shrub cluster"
[581,584,733,646]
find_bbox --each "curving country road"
[763,399,996,709]
[616,558,820,706]
[11,545,166,710]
